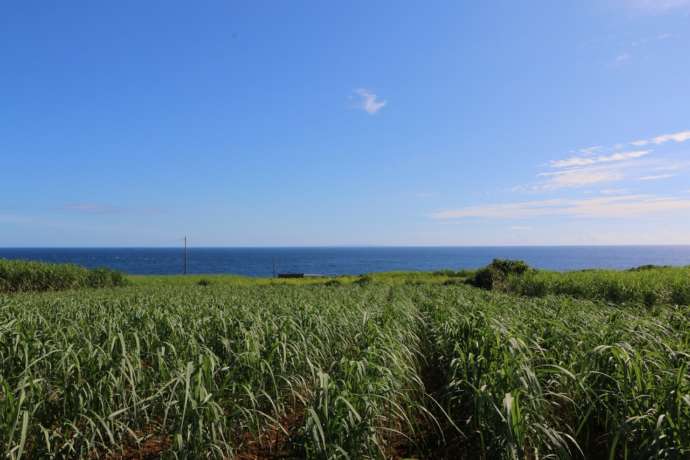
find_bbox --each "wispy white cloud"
[521,129,690,191]
[600,188,629,195]
[550,150,649,168]
[432,199,565,219]
[531,158,688,191]
[631,130,690,146]
[639,173,675,181]
[537,167,623,189]
[352,89,386,114]
[432,194,690,220]
[654,131,690,144]
[510,225,532,231]
[578,146,603,155]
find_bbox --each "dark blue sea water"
[1,247,690,276]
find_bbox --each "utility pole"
[183,236,188,275]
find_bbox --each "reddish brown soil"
[235,405,306,460]
[106,435,171,460]
[99,425,171,460]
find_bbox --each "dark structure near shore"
[277,273,325,278]
[277,273,304,278]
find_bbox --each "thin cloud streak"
[550,150,649,168]
[631,130,690,146]
[579,146,602,155]
[523,128,690,191]
[432,194,690,219]
[600,188,629,195]
[537,167,623,189]
[639,174,675,181]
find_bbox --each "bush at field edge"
[0,258,128,293]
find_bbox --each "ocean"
[1,246,690,276]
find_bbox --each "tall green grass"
[0,284,429,458]
[0,259,127,293]
[1,277,688,458]
[467,259,690,306]
[505,266,690,306]
[420,286,690,459]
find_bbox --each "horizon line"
[3,244,690,249]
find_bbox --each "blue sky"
[2,0,690,246]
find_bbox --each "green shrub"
[469,259,531,290]
[493,265,690,307]
[197,278,212,287]
[471,267,500,290]
[642,289,658,308]
[86,267,127,288]
[628,264,671,271]
[670,282,690,305]
[0,259,127,293]
[354,275,372,286]
[489,259,530,276]
[516,274,548,297]
[324,279,341,286]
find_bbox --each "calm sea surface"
[1,247,690,276]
